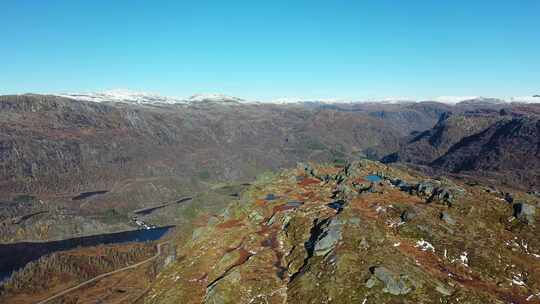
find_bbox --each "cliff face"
[146,160,540,304]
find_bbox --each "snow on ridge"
[56,90,254,105]
[56,89,185,104]
[431,96,480,104]
[430,96,540,104]
[187,93,247,104]
[507,96,540,103]
[52,89,540,106]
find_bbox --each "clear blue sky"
[1,0,539,100]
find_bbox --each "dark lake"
[0,226,174,283]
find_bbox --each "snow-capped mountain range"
[56,89,183,104]
[53,89,540,105]
[55,89,247,105]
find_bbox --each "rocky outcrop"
[312,217,343,256]
[387,177,466,206]
[366,266,411,295]
[400,208,417,222]
[513,202,536,225]
[439,211,456,225]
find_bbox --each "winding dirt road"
[35,241,169,304]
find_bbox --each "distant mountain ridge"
[382,105,540,189]
[431,116,540,188]
[50,89,540,105]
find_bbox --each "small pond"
[365,175,383,183]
